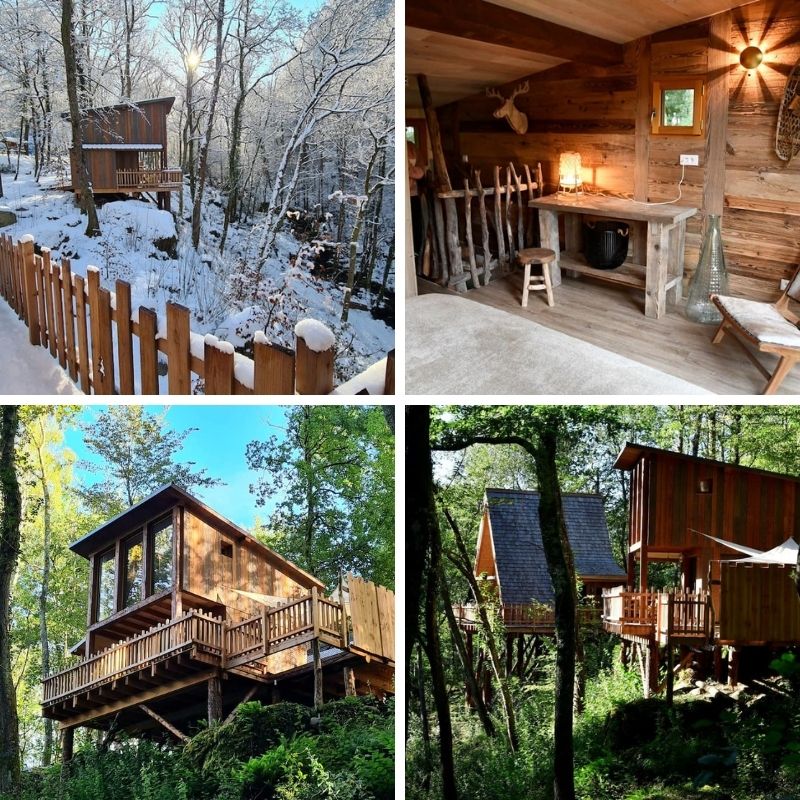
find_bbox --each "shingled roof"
[483,488,625,604]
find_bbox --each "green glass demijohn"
[686,213,728,324]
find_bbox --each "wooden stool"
[518,247,556,308]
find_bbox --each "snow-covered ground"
[0,158,393,385]
[0,297,82,395]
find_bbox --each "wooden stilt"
[505,634,513,677]
[61,726,74,764]
[621,640,630,667]
[713,646,724,682]
[493,166,507,271]
[207,674,223,723]
[270,682,281,704]
[516,635,524,678]
[474,171,492,285]
[222,685,259,725]
[344,666,357,697]
[313,639,324,709]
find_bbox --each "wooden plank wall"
[719,563,800,643]
[445,0,800,300]
[348,574,395,662]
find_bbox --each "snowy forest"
[0,0,394,386]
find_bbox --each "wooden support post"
[208,674,223,723]
[666,644,675,706]
[463,178,480,288]
[61,726,74,763]
[493,166,507,271]
[344,666,357,697]
[728,647,740,689]
[139,703,188,742]
[713,645,724,683]
[222,685,259,725]
[621,640,629,667]
[312,639,324,709]
[475,171,492,284]
[443,197,466,291]
[516,635,524,678]
[505,635,513,677]
[20,236,40,345]
[648,642,660,697]
[416,74,451,193]
[166,302,191,394]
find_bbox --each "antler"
[486,86,504,102]
[510,81,529,100]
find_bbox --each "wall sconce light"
[739,45,763,70]
[558,151,583,195]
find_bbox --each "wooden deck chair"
[711,266,800,394]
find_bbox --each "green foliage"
[246,406,394,589]
[7,697,392,800]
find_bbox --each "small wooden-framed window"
[97,548,116,621]
[220,541,233,558]
[150,516,174,593]
[698,479,713,494]
[651,77,705,135]
[122,533,144,608]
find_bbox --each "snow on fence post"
[203,335,235,394]
[19,235,40,346]
[138,306,159,394]
[295,319,335,394]
[253,332,295,394]
[165,302,191,394]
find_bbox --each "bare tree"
[61,0,101,236]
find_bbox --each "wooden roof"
[406,0,753,108]
[614,442,800,483]
[69,484,325,590]
[482,488,625,604]
[62,96,176,120]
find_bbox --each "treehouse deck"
[601,588,712,646]
[42,592,352,724]
[454,603,601,635]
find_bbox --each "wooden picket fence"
[0,234,394,395]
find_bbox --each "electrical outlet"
[680,154,700,166]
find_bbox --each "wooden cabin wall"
[82,103,169,147]
[442,0,800,300]
[475,511,495,577]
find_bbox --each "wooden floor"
[417,272,800,395]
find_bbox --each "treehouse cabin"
[41,485,394,756]
[406,0,800,395]
[66,97,182,210]
[603,443,800,695]
[454,488,625,636]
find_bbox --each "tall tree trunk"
[533,424,577,800]
[406,406,457,799]
[0,407,21,795]
[34,427,53,765]
[61,0,100,237]
[192,0,226,250]
[374,233,394,309]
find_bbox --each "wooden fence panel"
[204,339,234,394]
[138,306,159,394]
[62,260,78,381]
[38,252,52,354]
[53,257,67,369]
[73,274,91,392]
[348,574,395,662]
[97,287,115,394]
[166,302,191,394]
[296,337,334,394]
[20,237,39,344]
[254,339,295,394]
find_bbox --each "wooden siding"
[81,102,170,148]
[349,575,395,662]
[475,511,495,576]
[431,0,800,300]
[719,563,800,643]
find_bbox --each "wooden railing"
[602,587,711,641]
[42,610,223,704]
[116,168,183,190]
[453,602,600,631]
[0,234,394,395]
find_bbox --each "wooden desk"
[529,194,698,319]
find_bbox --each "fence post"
[295,320,335,394]
[20,236,40,345]
[138,306,159,394]
[166,302,191,394]
[204,336,234,394]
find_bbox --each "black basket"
[583,220,630,269]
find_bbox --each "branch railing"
[453,602,600,631]
[0,234,394,395]
[116,168,184,190]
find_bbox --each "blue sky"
[64,405,291,530]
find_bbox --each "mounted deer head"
[487,81,529,135]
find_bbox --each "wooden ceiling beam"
[407,0,624,67]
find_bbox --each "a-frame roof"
[69,484,324,590]
[483,488,624,604]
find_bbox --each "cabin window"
[651,77,704,135]
[220,542,233,558]
[122,535,144,608]
[151,518,173,592]
[97,549,116,620]
[698,479,713,494]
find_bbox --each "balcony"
[116,168,183,192]
[43,594,346,722]
[453,602,601,634]
[602,587,712,644]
